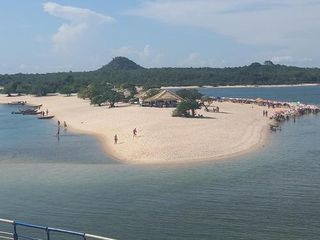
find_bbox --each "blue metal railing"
[0,219,116,240]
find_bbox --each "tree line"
[1,58,320,96]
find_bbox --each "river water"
[0,86,319,240]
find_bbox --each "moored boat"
[11,108,40,115]
[11,111,22,114]
[38,115,54,119]
[7,101,26,105]
[29,104,43,109]
[21,109,41,115]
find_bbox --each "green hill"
[98,57,144,71]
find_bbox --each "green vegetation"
[1,57,320,98]
[99,56,144,71]
[176,89,203,100]
[173,100,201,117]
[173,89,203,117]
[82,83,124,107]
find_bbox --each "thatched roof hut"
[143,90,184,107]
[135,91,149,100]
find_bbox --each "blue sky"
[0,0,319,73]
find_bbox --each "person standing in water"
[57,120,61,136]
[63,121,67,130]
[114,134,118,144]
[57,125,60,136]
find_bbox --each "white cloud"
[19,64,27,70]
[43,2,114,56]
[111,46,136,57]
[111,45,152,59]
[43,2,114,23]
[112,44,164,67]
[130,0,320,64]
[139,44,152,59]
[271,56,293,63]
[34,34,47,43]
[271,56,312,64]
[181,52,225,67]
[181,52,206,67]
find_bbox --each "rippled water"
[0,86,319,240]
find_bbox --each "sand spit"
[0,94,273,164]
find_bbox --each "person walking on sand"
[133,128,137,138]
[114,134,118,144]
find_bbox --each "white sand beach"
[0,94,274,164]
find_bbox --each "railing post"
[13,222,18,240]
[46,227,50,240]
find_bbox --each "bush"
[176,89,203,100]
[172,109,180,117]
[174,100,201,117]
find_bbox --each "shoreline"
[83,105,272,165]
[162,83,320,89]
[0,94,275,165]
[76,126,269,166]
[74,129,123,164]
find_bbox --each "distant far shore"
[0,94,277,165]
[162,83,320,89]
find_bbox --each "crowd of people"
[270,104,319,122]
[212,96,320,126]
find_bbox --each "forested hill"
[98,56,144,71]
[1,57,320,94]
